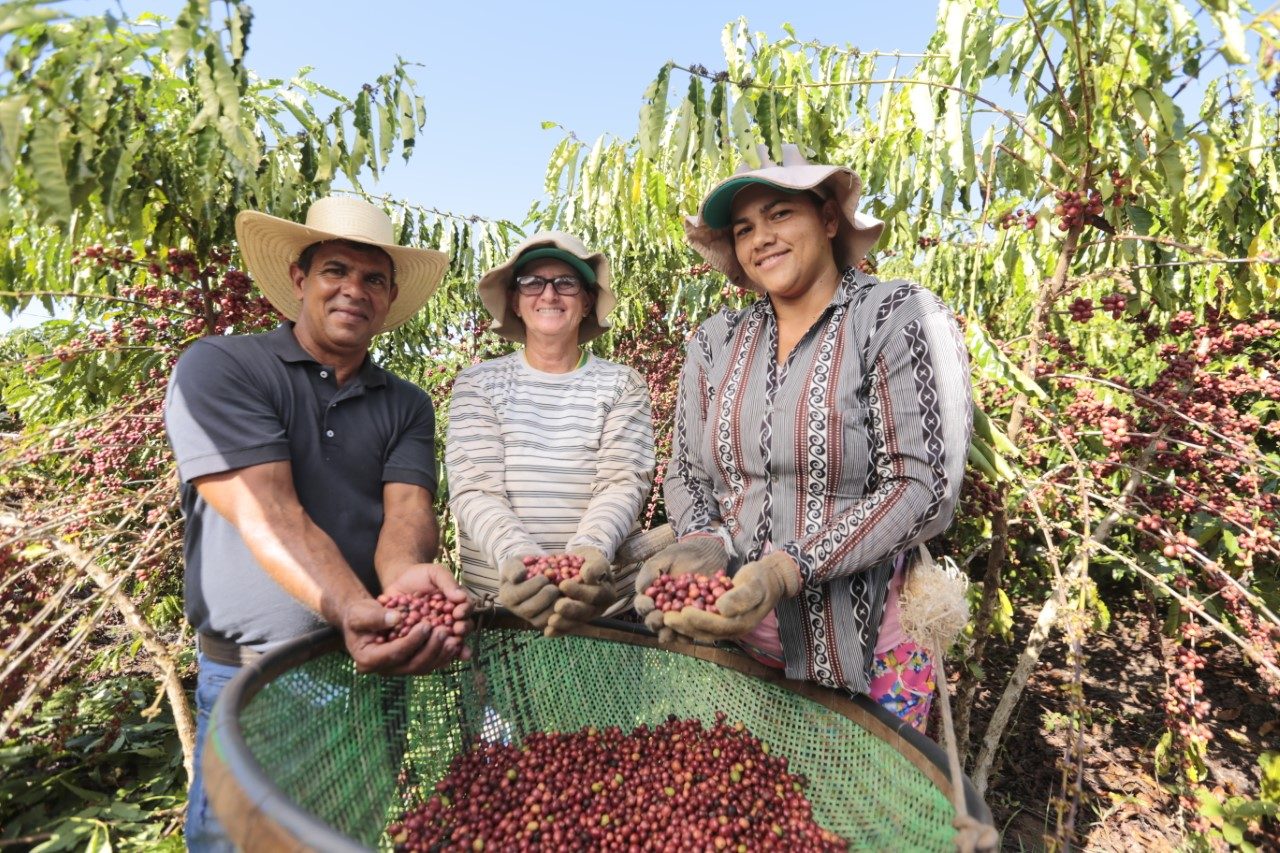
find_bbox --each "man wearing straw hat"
[164,195,473,851]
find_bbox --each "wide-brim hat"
[478,231,616,344]
[235,195,450,332]
[684,144,885,292]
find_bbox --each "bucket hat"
[684,144,884,291]
[235,195,450,332]
[478,231,616,343]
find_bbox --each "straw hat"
[477,231,616,344]
[235,195,450,332]
[684,144,885,291]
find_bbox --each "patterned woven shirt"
[664,269,973,693]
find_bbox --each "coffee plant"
[0,0,1278,848]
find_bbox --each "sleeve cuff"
[176,443,290,483]
[679,526,736,557]
[383,465,437,495]
[779,542,815,586]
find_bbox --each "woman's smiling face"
[729,184,840,301]
[510,258,594,344]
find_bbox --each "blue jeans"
[187,654,240,852]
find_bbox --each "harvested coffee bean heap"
[388,714,845,851]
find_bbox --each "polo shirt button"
[319,370,329,379]
[325,429,334,438]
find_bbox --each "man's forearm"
[195,464,375,626]
[375,482,441,587]
[230,504,375,625]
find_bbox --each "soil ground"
[965,598,1280,851]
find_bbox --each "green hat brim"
[514,247,597,284]
[700,178,806,229]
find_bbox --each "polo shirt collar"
[264,323,389,388]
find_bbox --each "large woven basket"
[206,617,992,851]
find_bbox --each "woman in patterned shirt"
[634,146,973,731]
[447,232,655,636]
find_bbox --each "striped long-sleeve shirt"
[664,269,973,694]
[446,351,655,605]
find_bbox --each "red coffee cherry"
[387,715,846,851]
[374,591,467,642]
[645,570,733,615]
[523,553,586,584]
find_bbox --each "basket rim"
[206,616,994,851]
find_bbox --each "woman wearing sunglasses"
[446,232,655,635]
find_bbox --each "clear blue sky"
[93,0,946,223]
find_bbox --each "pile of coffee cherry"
[523,554,586,584]
[374,592,467,643]
[645,571,734,614]
[387,714,846,851]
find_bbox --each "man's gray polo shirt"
[164,323,438,653]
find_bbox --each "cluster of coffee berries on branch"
[524,554,585,584]
[1053,189,1105,231]
[998,209,1038,231]
[1100,292,1127,319]
[1107,169,1134,206]
[1067,297,1095,322]
[387,714,846,851]
[917,235,940,248]
[374,591,468,643]
[645,571,733,614]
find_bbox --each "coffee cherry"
[373,590,468,643]
[645,571,733,615]
[1100,293,1127,319]
[523,553,586,584]
[1068,297,1095,322]
[387,716,846,851]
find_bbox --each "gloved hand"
[662,551,802,642]
[546,546,615,637]
[497,554,559,630]
[632,534,730,644]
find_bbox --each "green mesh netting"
[232,627,958,851]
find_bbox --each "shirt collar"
[754,267,863,321]
[264,323,388,388]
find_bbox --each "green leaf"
[973,407,1020,458]
[909,82,935,129]
[729,96,758,167]
[1153,730,1173,777]
[0,95,28,186]
[398,87,416,162]
[968,438,1000,482]
[0,4,60,35]
[1158,146,1185,195]
[638,63,671,160]
[1126,205,1154,235]
[354,89,372,137]
[29,119,71,224]
[1210,9,1248,64]
[965,319,1046,400]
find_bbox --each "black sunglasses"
[513,274,585,296]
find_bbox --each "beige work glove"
[662,551,802,642]
[632,534,730,644]
[546,546,615,637]
[497,554,559,630]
